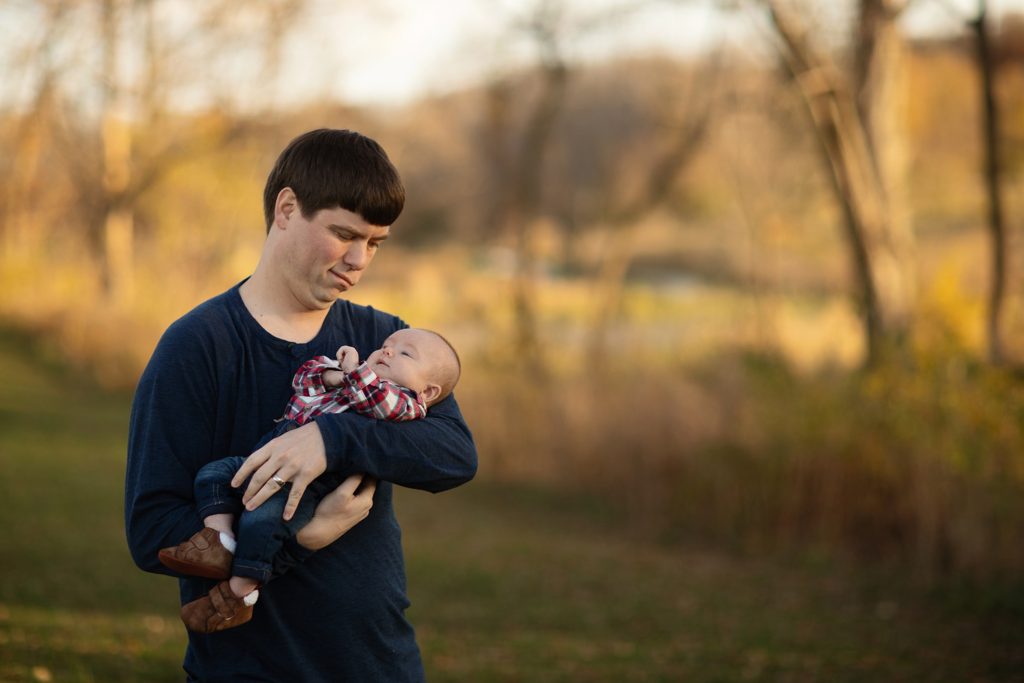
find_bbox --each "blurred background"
[1,0,1023,680]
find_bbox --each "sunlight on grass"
[0,604,184,683]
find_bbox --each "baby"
[158,328,460,633]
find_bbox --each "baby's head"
[366,328,461,407]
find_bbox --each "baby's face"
[366,329,445,395]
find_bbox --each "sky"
[2,0,1023,113]
[279,0,1024,107]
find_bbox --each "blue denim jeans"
[193,449,342,585]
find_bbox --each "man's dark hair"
[263,129,405,233]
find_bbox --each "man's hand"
[231,421,327,520]
[337,345,359,372]
[295,474,377,550]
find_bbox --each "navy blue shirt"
[125,283,477,682]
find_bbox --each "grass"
[0,329,184,682]
[0,328,1022,681]
[402,485,1024,682]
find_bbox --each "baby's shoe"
[158,528,233,579]
[180,580,258,633]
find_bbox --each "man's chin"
[303,290,343,311]
[316,282,352,304]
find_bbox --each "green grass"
[0,329,184,682]
[0,328,1021,682]
[402,485,1024,682]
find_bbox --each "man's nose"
[344,241,370,270]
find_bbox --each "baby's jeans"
[193,454,341,584]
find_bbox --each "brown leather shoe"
[158,528,233,579]
[180,581,255,633]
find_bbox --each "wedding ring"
[272,475,287,487]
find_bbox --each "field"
[0,328,1022,682]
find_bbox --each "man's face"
[277,197,390,311]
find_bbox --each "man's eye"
[369,242,382,250]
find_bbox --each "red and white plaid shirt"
[280,357,427,425]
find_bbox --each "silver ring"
[272,475,287,487]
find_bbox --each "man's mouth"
[329,269,353,288]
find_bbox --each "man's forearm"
[315,396,477,492]
[296,474,374,549]
[126,490,204,575]
[295,516,342,550]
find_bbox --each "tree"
[585,56,720,366]
[502,3,569,368]
[854,0,915,343]
[1,0,312,303]
[760,0,914,364]
[928,0,1012,363]
[969,0,1009,364]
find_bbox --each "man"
[125,129,477,681]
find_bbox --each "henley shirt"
[125,283,477,682]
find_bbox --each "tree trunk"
[855,0,914,347]
[765,0,907,364]
[2,2,66,260]
[98,0,134,303]
[3,110,47,259]
[971,0,1008,364]
[506,60,569,369]
[101,112,135,303]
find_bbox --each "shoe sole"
[182,604,254,633]
[158,549,232,580]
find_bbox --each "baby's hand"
[321,369,345,388]
[336,345,359,373]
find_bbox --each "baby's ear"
[420,383,441,405]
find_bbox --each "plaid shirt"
[281,356,427,425]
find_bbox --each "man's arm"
[320,394,476,489]
[235,394,477,520]
[294,474,377,549]
[271,473,376,577]
[126,325,371,575]
[124,325,214,575]
[233,313,475,518]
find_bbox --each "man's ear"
[420,383,441,405]
[274,187,298,229]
